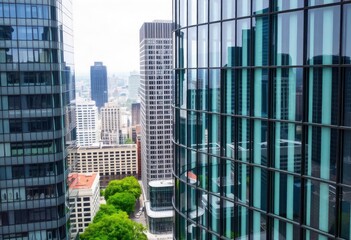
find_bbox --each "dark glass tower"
[90,61,108,109]
[0,1,75,239]
[173,1,351,239]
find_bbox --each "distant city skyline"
[73,0,172,76]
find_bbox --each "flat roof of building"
[149,179,173,187]
[68,173,98,190]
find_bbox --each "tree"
[93,204,118,223]
[104,176,141,200]
[80,211,147,240]
[107,192,136,214]
[124,138,134,144]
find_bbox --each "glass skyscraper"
[90,61,107,109]
[0,0,75,239]
[173,0,351,239]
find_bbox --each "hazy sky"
[73,0,172,77]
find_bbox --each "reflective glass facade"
[0,0,75,239]
[173,0,351,239]
[90,62,107,109]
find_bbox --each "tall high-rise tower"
[90,61,108,109]
[140,21,173,234]
[101,102,121,145]
[76,98,99,147]
[0,1,75,239]
[173,1,351,239]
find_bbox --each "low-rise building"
[68,173,100,239]
[68,144,138,187]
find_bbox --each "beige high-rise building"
[101,102,121,145]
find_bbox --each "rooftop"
[68,173,98,190]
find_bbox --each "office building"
[0,1,75,239]
[67,144,138,187]
[173,1,351,239]
[68,173,100,239]
[76,98,99,147]
[101,102,121,145]
[90,62,108,109]
[139,21,174,234]
[128,71,141,101]
[131,102,141,126]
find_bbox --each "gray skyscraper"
[90,61,108,109]
[0,1,75,239]
[139,21,173,234]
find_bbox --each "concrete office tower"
[76,99,99,147]
[68,173,100,239]
[101,102,121,145]
[139,21,173,235]
[90,62,108,109]
[0,1,75,239]
[173,1,351,239]
[128,71,141,101]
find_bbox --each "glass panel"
[209,23,220,67]
[272,11,303,66]
[250,210,267,239]
[345,68,351,126]
[343,131,351,185]
[253,15,269,66]
[237,0,251,17]
[273,122,302,173]
[308,0,339,7]
[187,112,197,147]
[198,25,208,68]
[209,0,221,22]
[179,29,187,68]
[307,6,340,65]
[187,69,197,110]
[271,218,300,239]
[272,0,304,11]
[272,173,301,222]
[344,4,351,63]
[197,69,208,110]
[222,20,236,67]
[308,67,339,125]
[341,186,351,239]
[252,0,269,15]
[254,68,269,117]
[208,194,220,234]
[306,126,337,181]
[180,0,187,27]
[188,0,197,26]
[222,0,235,19]
[222,198,234,239]
[209,69,220,112]
[305,179,336,237]
[222,68,235,115]
[188,27,197,68]
[198,0,208,24]
[237,18,251,67]
[273,68,303,121]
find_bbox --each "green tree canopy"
[80,211,147,240]
[107,192,136,214]
[124,138,134,144]
[93,204,118,223]
[104,176,141,200]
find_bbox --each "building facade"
[90,61,108,109]
[128,71,141,101]
[101,102,121,145]
[0,1,75,239]
[68,173,100,239]
[173,1,351,239]
[67,144,138,187]
[76,98,99,147]
[140,21,174,234]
